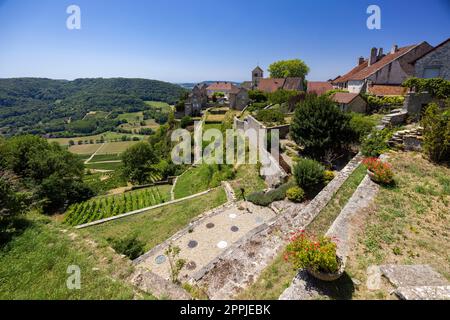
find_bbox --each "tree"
[248,90,268,103]
[121,142,159,184]
[0,135,92,213]
[267,89,299,105]
[421,103,450,163]
[290,95,355,160]
[268,59,309,79]
[180,116,193,129]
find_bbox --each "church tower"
[252,66,264,89]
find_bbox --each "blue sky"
[0,0,449,83]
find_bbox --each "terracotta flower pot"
[306,257,345,281]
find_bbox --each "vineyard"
[64,185,171,226]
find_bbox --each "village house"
[229,86,249,110]
[330,92,367,113]
[206,82,238,99]
[332,42,433,95]
[241,66,304,93]
[184,83,208,116]
[306,81,333,96]
[413,38,450,80]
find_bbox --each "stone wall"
[388,127,423,151]
[415,40,450,80]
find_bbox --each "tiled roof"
[307,81,333,95]
[206,82,236,91]
[283,78,303,91]
[350,45,418,80]
[332,60,368,84]
[240,81,253,90]
[230,86,247,94]
[257,78,286,93]
[331,92,360,104]
[368,85,407,96]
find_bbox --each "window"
[423,67,441,78]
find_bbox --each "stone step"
[380,264,449,288]
[395,285,450,300]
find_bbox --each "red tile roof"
[283,78,303,91]
[257,78,285,93]
[206,82,236,91]
[331,92,360,104]
[332,60,368,84]
[307,81,333,95]
[368,85,407,96]
[350,45,418,80]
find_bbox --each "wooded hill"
[0,78,186,136]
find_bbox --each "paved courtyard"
[135,201,276,281]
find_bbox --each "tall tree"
[268,59,309,79]
[121,142,159,184]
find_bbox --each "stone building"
[331,92,367,113]
[332,42,433,94]
[185,83,208,116]
[413,38,450,80]
[241,66,305,93]
[229,86,249,110]
[206,82,237,99]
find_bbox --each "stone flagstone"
[395,286,450,300]
[380,264,449,288]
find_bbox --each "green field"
[64,184,172,226]
[144,100,171,112]
[85,162,123,171]
[0,215,146,299]
[81,187,227,251]
[90,154,122,162]
[49,131,145,146]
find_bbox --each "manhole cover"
[229,213,237,219]
[187,240,198,248]
[255,216,264,223]
[231,226,239,232]
[155,255,166,264]
[217,241,228,249]
[186,261,197,270]
[206,222,215,229]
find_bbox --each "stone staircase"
[388,126,423,151]
[379,264,450,300]
[378,108,408,129]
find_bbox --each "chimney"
[368,47,378,66]
[377,47,384,60]
[391,44,398,54]
[358,56,365,65]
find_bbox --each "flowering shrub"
[284,231,339,273]
[323,170,335,184]
[286,186,305,203]
[362,157,394,184]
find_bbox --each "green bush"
[290,95,355,160]
[180,116,193,129]
[286,186,305,203]
[108,235,145,260]
[255,109,285,125]
[293,158,324,191]
[361,129,392,157]
[349,113,377,142]
[247,182,293,206]
[323,170,335,184]
[402,77,450,99]
[421,103,450,163]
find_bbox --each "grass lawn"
[90,154,121,162]
[0,214,149,299]
[82,187,227,251]
[85,161,123,171]
[68,143,102,155]
[117,112,144,122]
[97,141,139,154]
[346,152,450,299]
[144,101,171,112]
[229,164,267,199]
[237,164,367,299]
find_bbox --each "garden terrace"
[64,184,172,226]
[81,187,228,252]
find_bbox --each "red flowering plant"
[362,157,394,184]
[284,230,339,273]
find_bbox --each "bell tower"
[252,66,263,89]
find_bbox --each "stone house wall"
[415,40,450,80]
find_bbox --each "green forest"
[0,78,186,136]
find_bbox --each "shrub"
[362,157,394,184]
[402,77,450,99]
[248,90,268,103]
[284,231,339,273]
[180,116,193,129]
[349,113,377,142]
[421,103,450,163]
[323,170,335,184]
[361,129,392,157]
[247,182,293,206]
[293,158,324,191]
[290,95,355,160]
[286,186,305,203]
[108,235,145,260]
[255,109,285,125]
